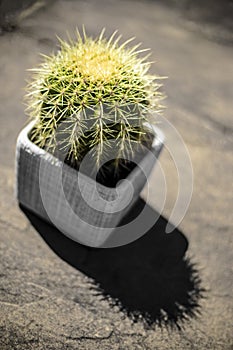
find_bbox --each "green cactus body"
[26,29,164,185]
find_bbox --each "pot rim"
[17,121,164,191]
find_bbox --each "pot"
[15,121,164,247]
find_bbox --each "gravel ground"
[0,1,232,349]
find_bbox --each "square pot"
[15,121,164,247]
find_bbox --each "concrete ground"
[0,0,232,349]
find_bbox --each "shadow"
[20,199,204,329]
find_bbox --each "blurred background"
[0,0,232,218]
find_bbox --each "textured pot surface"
[15,122,164,247]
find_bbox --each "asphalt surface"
[0,0,232,349]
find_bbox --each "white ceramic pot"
[15,121,164,247]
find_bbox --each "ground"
[0,0,232,349]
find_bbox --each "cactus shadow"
[20,198,204,329]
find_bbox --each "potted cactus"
[16,29,165,247]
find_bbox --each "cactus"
[26,29,165,183]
